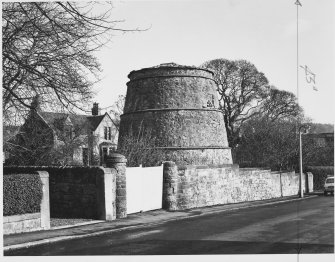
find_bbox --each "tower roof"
[128,62,214,79]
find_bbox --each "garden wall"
[4,166,116,220]
[163,162,313,210]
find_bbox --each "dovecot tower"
[118,63,232,165]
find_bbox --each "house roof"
[86,114,106,131]
[37,111,109,134]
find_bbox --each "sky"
[93,0,335,124]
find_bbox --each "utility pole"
[295,0,303,198]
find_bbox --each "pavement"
[3,194,319,252]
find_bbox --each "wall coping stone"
[240,167,269,171]
[100,167,117,174]
[271,171,295,174]
[35,170,49,178]
[177,164,239,170]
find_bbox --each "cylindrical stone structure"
[106,153,127,218]
[118,63,232,166]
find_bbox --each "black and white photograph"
[2,0,334,260]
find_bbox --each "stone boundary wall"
[4,166,116,220]
[163,162,313,210]
[3,171,50,235]
[4,213,42,235]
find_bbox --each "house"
[305,132,334,148]
[6,102,117,166]
[303,132,334,167]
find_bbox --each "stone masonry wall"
[50,167,116,219]
[4,166,116,220]
[163,162,312,210]
[50,168,100,218]
[4,213,42,235]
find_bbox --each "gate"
[126,165,163,214]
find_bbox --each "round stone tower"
[118,63,232,165]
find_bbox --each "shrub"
[306,166,334,190]
[117,129,165,167]
[3,173,43,216]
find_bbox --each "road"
[5,195,334,255]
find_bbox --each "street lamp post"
[299,129,304,198]
[295,0,303,198]
[299,125,310,198]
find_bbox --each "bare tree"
[2,2,138,124]
[108,95,125,131]
[117,128,165,167]
[202,59,269,148]
[259,87,302,122]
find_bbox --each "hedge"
[3,173,43,216]
[306,166,334,191]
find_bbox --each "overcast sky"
[94,0,334,124]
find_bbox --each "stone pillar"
[162,161,179,211]
[305,172,314,193]
[96,168,116,221]
[106,153,127,218]
[36,171,50,230]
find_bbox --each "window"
[326,178,334,184]
[104,127,107,140]
[104,126,112,140]
[108,127,111,140]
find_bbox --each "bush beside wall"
[3,173,43,216]
[306,166,334,190]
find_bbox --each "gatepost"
[106,153,127,218]
[36,171,51,230]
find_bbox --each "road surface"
[5,195,334,255]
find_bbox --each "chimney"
[92,102,100,116]
[31,95,41,111]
